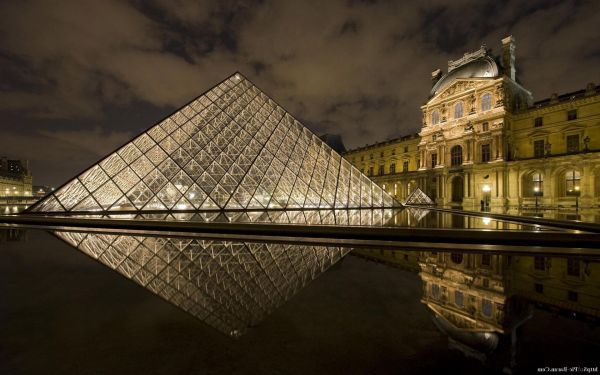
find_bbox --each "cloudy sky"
[1,0,599,186]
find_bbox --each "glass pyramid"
[404,188,434,205]
[54,230,350,336]
[27,73,398,214]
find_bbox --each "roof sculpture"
[28,73,399,214]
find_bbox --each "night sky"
[1,0,599,186]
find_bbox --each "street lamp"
[575,185,580,211]
[534,186,540,210]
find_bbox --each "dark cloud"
[0,0,598,185]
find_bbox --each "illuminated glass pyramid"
[54,230,350,336]
[28,72,398,213]
[405,188,434,205]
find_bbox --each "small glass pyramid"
[405,188,434,205]
[28,73,398,213]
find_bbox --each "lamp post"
[575,186,580,211]
[534,186,540,210]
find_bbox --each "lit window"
[481,93,492,111]
[565,170,581,195]
[431,110,440,125]
[454,102,464,119]
[450,145,463,166]
[532,172,543,194]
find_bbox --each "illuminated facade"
[28,73,396,214]
[0,157,32,198]
[345,36,600,210]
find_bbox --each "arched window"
[481,93,492,111]
[431,110,440,125]
[532,173,543,194]
[454,102,464,119]
[451,145,463,166]
[565,170,581,195]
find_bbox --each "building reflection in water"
[353,248,599,371]
[53,230,350,337]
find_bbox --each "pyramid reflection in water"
[54,230,350,336]
[29,73,397,214]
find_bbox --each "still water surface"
[0,228,598,374]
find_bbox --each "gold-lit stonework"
[345,36,600,211]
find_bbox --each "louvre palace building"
[344,36,600,211]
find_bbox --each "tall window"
[482,122,489,132]
[454,102,464,119]
[532,172,543,193]
[567,134,580,153]
[431,110,440,125]
[378,165,385,175]
[431,153,437,168]
[451,145,463,166]
[455,291,464,307]
[482,299,493,317]
[403,160,409,172]
[368,166,373,176]
[534,256,547,271]
[534,117,543,127]
[567,258,580,277]
[481,144,491,162]
[565,170,581,194]
[481,93,492,111]
[389,163,396,174]
[567,109,577,121]
[534,140,545,158]
[404,146,408,152]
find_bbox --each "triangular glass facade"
[54,230,350,336]
[405,188,434,205]
[28,73,398,213]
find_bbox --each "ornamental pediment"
[428,79,488,104]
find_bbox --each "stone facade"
[344,36,600,210]
[0,157,32,198]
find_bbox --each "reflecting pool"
[1,228,598,374]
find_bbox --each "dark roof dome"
[430,56,499,97]
[431,310,499,353]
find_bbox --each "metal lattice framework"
[54,230,350,336]
[405,188,434,205]
[28,73,398,214]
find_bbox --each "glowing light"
[482,217,491,225]
[482,184,491,193]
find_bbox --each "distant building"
[33,185,53,198]
[0,157,33,198]
[344,36,600,210]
